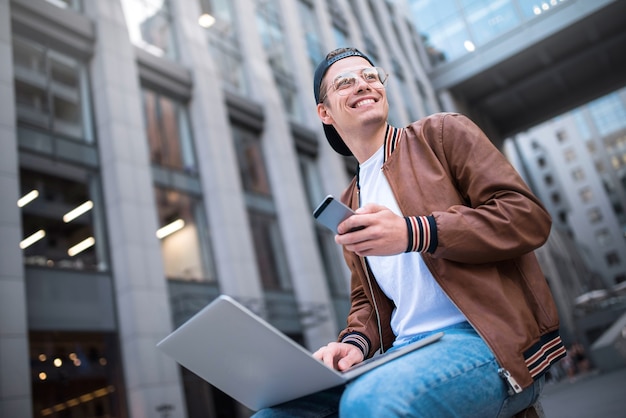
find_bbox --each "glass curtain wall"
[120,0,178,60]
[408,0,571,66]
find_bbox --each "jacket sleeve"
[426,113,551,264]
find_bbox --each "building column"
[82,1,186,417]
[0,0,34,416]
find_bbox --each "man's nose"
[354,76,371,93]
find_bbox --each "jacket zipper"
[357,187,385,355]
[498,368,523,394]
[360,256,385,355]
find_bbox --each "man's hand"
[335,203,408,256]
[313,342,365,371]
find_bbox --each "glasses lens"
[335,67,387,96]
[333,73,358,92]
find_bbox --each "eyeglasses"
[319,67,388,103]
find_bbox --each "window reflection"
[234,130,272,196]
[233,126,292,291]
[297,1,324,70]
[44,0,82,11]
[121,0,178,59]
[19,168,107,272]
[299,154,348,297]
[143,90,197,174]
[199,0,248,95]
[30,331,127,418]
[13,36,92,141]
[255,0,301,121]
[155,187,215,282]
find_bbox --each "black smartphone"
[313,195,356,234]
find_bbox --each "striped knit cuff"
[341,332,371,358]
[404,215,438,253]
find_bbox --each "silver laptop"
[157,295,443,411]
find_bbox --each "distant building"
[507,89,626,288]
[505,89,626,356]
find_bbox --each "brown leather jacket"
[338,113,566,393]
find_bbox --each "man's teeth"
[355,99,375,107]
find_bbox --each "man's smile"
[353,98,376,108]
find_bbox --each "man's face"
[318,57,389,134]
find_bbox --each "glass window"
[299,154,348,296]
[579,187,592,203]
[588,93,626,137]
[256,0,288,73]
[571,168,585,181]
[550,191,560,205]
[121,0,178,60]
[13,36,93,142]
[155,187,216,282]
[255,0,302,121]
[234,129,272,196]
[142,90,197,174]
[587,207,603,223]
[248,209,291,290]
[544,174,553,186]
[199,0,248,95]
[233,126,292,291]
[464,0,520,47]
[19,168,108,272]
[595,228,611,247]
[563,148,576,163]
[44,0,82,11]
[605,251,620,267]
[29,330,127,418]
[409,0,467,64]
[298,1,324,69]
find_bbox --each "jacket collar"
[356,123,404,191]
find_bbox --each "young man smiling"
[253,47,565,418]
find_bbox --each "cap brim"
[323,124,352,156]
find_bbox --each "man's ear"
[317,103,334,125]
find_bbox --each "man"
[254,47,565,417]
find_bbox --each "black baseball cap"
[313,48,375,156]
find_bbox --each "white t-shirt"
[358,146,466,346]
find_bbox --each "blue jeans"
[252,322,544,418]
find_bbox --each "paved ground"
[540,367,626,418]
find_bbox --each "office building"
[1,0,624,417]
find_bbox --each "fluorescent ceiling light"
[68,237,95,256]
[20,230,46,249]
[63,200,94,223]
[17,190,39,207]
[156,219,185,239]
